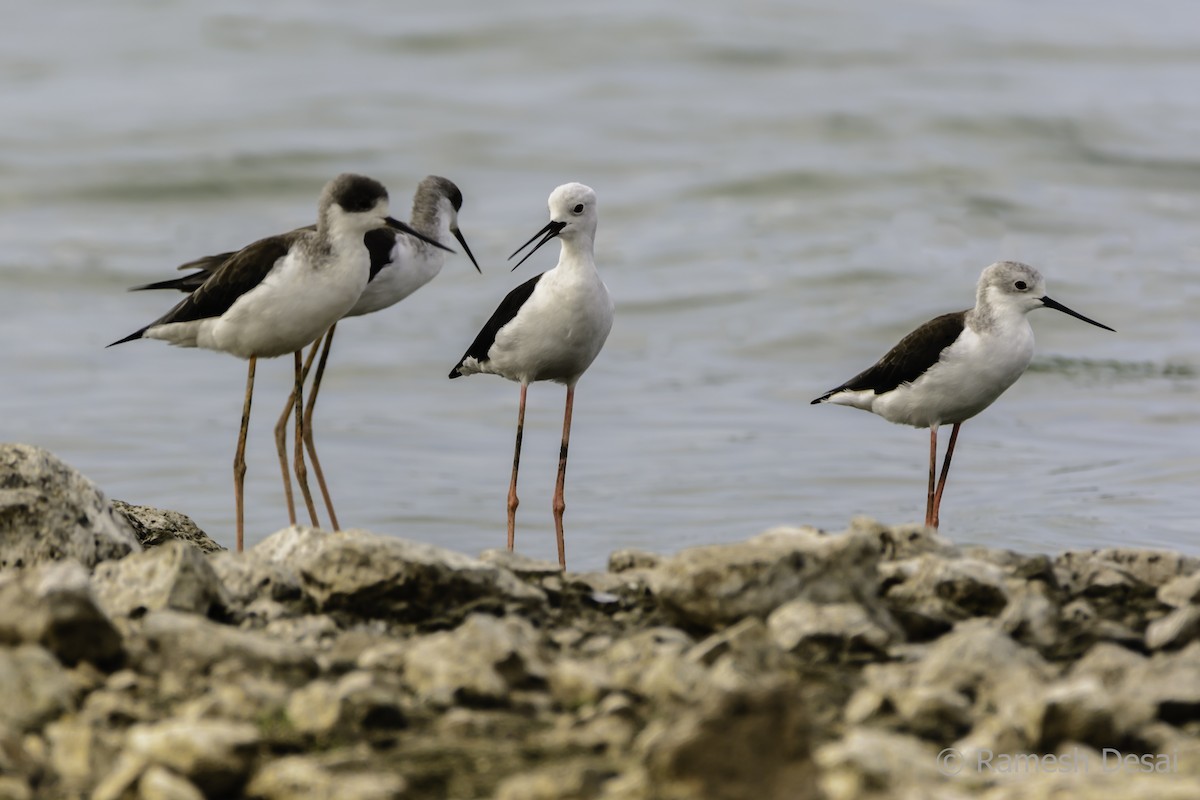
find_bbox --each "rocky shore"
[1,442,1198,799]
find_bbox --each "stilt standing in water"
[812,261,1113,528]
[133,176,476,530]
[110,173,448,551]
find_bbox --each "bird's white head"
[978,261,1047,316]
[509,182,599,271]
[977,260,1114,332]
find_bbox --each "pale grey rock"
[1158,570,1200,608]
[849,516,958,561]
[286,671,407,737]
[814,729,944,800]
[493,762,618,800]
[251,527,545,622]
[92,540,228,620]
[479,548,562,577]
[109,501,222,554]
[403,614,547,706]
[246,755,406,800]
[882,554,1011,627]
[604,628,707,705]
[646,524,885,629]
[1145,605,1200,651]
[1037,675,1125,750]
[0,443,140,569]
[123,718,260,796]
[0,644,75,731]
[998,580,1062,656]
[767,599,897,660]
[0,560,123,668]
[607,548,661,572]
[138,610,317,684]
[138,765,205,800]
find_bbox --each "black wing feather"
[812,311,967,403]
[449,273,543,378]
[108,234,296,347]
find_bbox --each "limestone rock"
[246,755,406,800]
[0,560,124,668]
[647,524,885,630]
[119,719,260,797]
[251,527,545,623]
[638,684,817,800]
[0,644,74,731]
[110,501,222,554]
[0,444,140,569]
[92,541,229,621]
[137,610,317,684]
[1145,605,1200,651]
[403,614,547,706]
[138,765,205,800]
[767,599,897,661]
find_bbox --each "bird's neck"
[555,235,597,274]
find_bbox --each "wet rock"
[252,527,545,624]
[110,501,223,554]
[0,444,140,569]
[92,540,229,621]
[403,614,547,706]
[0,561,124,668]
[0,644,75,732]
[647,525,884,630]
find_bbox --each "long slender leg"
[302,324,339,530]
[930,422,962,530]
[925,425,938,527]
[293,350,320,526]
[552,384,576,569]
[234,357,257,553]
[507,382,528,551]
[274,341,322,526]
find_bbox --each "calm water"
[1,1,1197,569]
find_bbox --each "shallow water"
[1,0,1197,569]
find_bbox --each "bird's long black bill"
[1041,296,1115,332]
[509,221,567,271]
[453,227,482,273]
[385,216,455,253]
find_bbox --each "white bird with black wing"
[110,173,450,551]
[813,261,1113,529]
[450,182,613,568]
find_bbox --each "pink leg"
[293,350,320,527]
[507,383,528,551]
[552,385,575,569]
[234,357,256,552]
[930,422,962,530]
[925,425,938,527]
[302,324,340,530]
